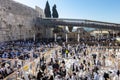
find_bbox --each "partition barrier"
[3,46,61,80]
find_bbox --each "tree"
[52,4,59,18]
[68,26,73,32]
[52,4,59,41]
[44,1,51,18]
[53,27,62,34]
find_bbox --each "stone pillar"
[54,33,57,42]
[66,33,68,43]
[113,30,114,38]
[100,30,102,39]
[107,32,109,38]
[24,32,26,41]
[33,34,35,42]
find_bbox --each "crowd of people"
[37,42,120,80]
[67,36,118,46]
[0,40,57,79]
[0,38,119,80]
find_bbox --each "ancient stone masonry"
[0,0,39,17]
[0,0,45,41]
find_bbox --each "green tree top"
[52,4,59,18]
[44,1,51,18]
[53,27,63,33]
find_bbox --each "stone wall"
[0,0,38,17]
[35,6,45,18]
[0,0,45,42]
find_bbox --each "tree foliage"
[68,26,73,32]
[53,27,63,33]
[52,4,59,18]
[44,1,51,18]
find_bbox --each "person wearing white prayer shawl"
[6,66,12,74]
[93,72,99,80]
[99,73,104,80]
[52,50,56,59]
[102,55,106,67]
[16,57,22,67]
[78,70,82,78]
[69,72,77,80]
[54,75,62,80]
[87,70,92,80]
[113,74,119,80]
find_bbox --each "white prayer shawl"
[6,68,11,74]
[99,74,104,80]
[87,77,92,80]
[54,75,62,80]
[78,70,83,78]
[17,59,22,66]
[72,75,77,80]
[113,75,119,80]
[94,73,99,80]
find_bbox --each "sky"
[14,0,120,23]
